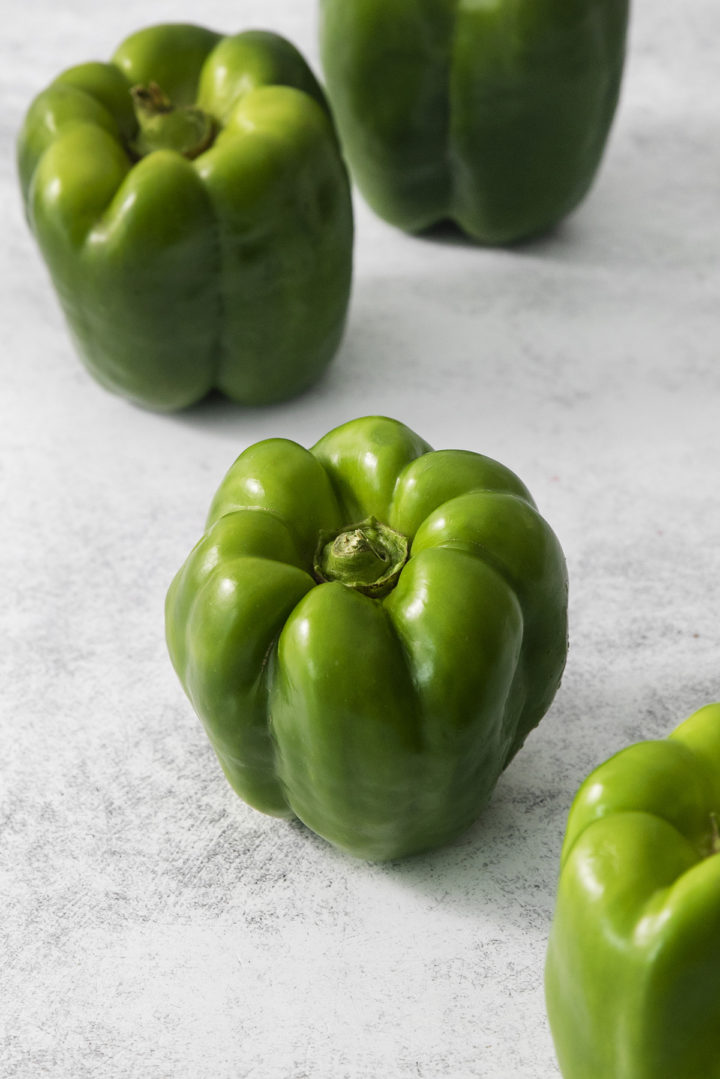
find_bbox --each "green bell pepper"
[545,702,720,1079]
[165,416,568,860]
[18,23,353,410]
[319,0,628,244]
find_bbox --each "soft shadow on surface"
[260,778,564,929]
[151,388,241,434]
[373,751,567,925]
[375,665,716,916]
[389,109,720,273]
[360,682,593,913]
[152,368,341,441]
[413,215,571,256]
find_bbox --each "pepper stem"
[130,82,215,160]
[313,517,408,598]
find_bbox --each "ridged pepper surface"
[166,416,568,860]
[546,702,720,1079]
[18,23,353,410]
[319,0,628,243]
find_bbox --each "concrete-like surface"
[3,2,719,1076]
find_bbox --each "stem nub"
[130,83,215,160]
[313,517,408,598]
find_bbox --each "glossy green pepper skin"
[545,703,720,1079]
[166,416,568,860]
[319,0,628,244]
[18,24,353,410]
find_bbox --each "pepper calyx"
[313,516,408,598]
[130,82,215,160]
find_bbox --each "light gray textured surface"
[2,2,720,1076]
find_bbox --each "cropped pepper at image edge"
[546,702,720,1079]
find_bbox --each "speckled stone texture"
[3,2,720,1076]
